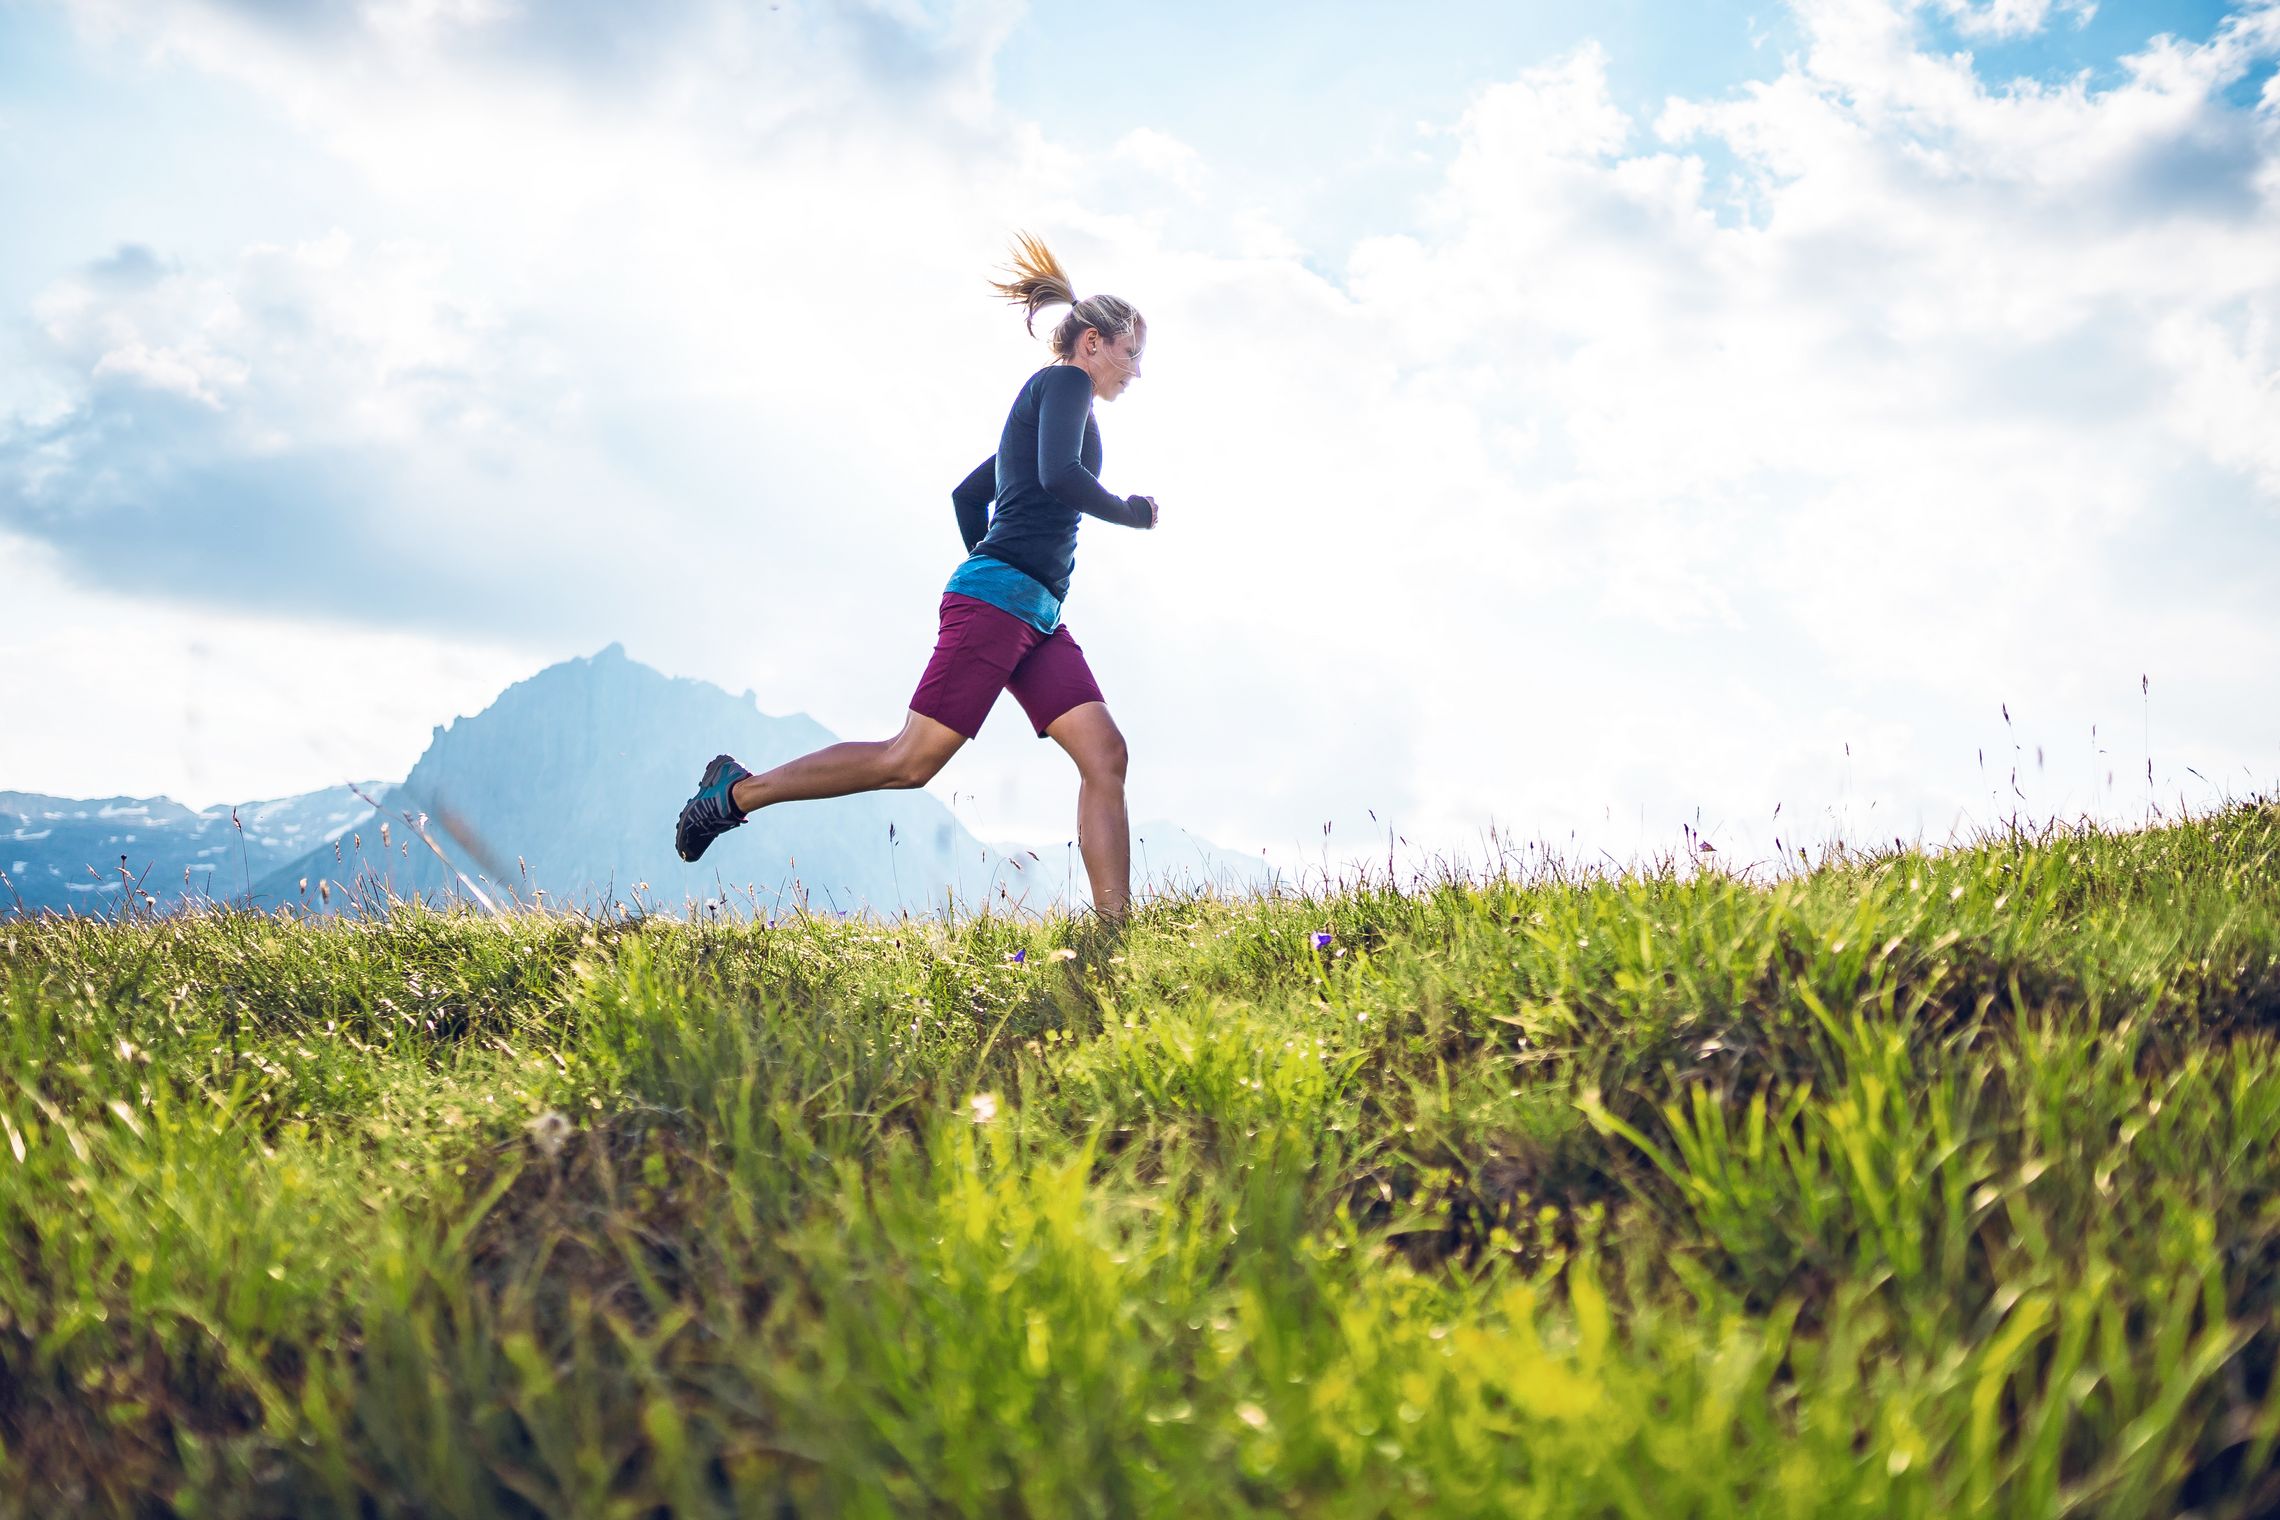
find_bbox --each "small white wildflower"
[969,1092,999,1125]
[524,1110,572,1159]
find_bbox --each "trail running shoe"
[676,754,753,862]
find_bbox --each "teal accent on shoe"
[676,753,755,863]
[702,757,750,820]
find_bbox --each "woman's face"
[1076,327,1144,402]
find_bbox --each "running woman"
[674,235,1159,922]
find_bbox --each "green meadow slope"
[3,803,2279,1516]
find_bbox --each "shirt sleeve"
[951,456,995,552]
[1036,366,1151,528]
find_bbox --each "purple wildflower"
[1007,948,1026,964]
[1312,931,1332,951]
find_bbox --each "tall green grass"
[3,803,2278,1515]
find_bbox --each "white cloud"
[85,341,243,407]
[1112,127,1207,196]
[2,228,668,637]
[1929,0,2096,41]
[0,531,534,809]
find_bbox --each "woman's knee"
[882,752,939,789]
[1046,702,1128,786]
[882,734,956,789]
[1086,729,1130,787]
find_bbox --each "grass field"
[4,802,2280,1516]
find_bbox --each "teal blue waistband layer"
[945,554,1063,635]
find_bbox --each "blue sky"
[3,0,2276,875]
[993,1,1794,252]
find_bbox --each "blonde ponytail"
[990,232,1146,360]
[990,232,1078,336]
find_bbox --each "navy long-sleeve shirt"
[951,364,1150,601]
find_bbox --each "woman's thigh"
[1006,624,1107,738]
[909,594,1040,739]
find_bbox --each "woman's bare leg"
[731,710,966,812]
[1045,701,1131,921]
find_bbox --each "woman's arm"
[1037,367,1153,528]
[951,456,995,551]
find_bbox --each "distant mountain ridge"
[8,645,1272,919]
[252,644,1015,917]
[3,785,382,914]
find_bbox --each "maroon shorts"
[910,593,1105,739]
